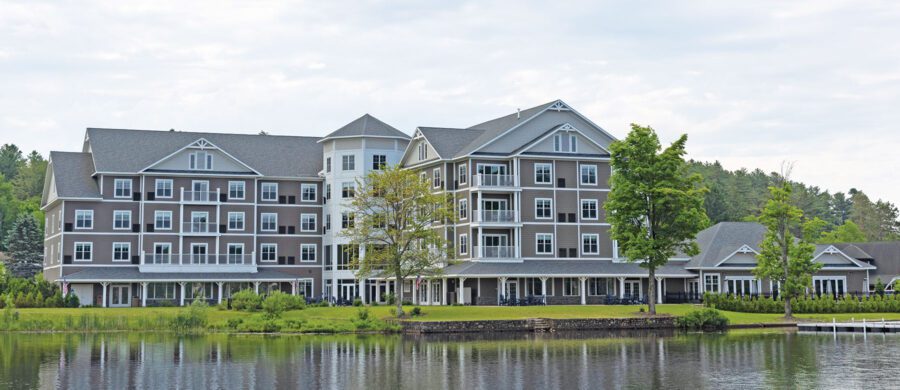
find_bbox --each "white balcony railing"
[140,252,256,272]
[476,246,516,259]
[473,209,518,223]
[181,222,219,234]
[473,174,516,187]
[181,188,220,203]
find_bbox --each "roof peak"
[321,114,410,140]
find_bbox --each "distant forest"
[688,160,900,243]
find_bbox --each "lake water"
[1,329,898,389]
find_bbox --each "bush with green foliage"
[704,292,900,314]
[676,308,729,330]
[170,300,208,332]
[352,298,363,307]
[230,289,262,311]
[875,279,886,295]
[261,291,305,319]
[410,306,422,317]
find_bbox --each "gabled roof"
[456,100,559,156]
[416,127,485,159]
[320,114,409,141]
[686,222,767,268]
[837,242,900,282]
[85,128,323,177]
[45,151,100,201]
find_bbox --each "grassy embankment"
[2,304,899,333]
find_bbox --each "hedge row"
[703,292,900,313]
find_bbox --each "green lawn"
[5,304,900,332]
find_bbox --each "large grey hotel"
[41,100,899,307]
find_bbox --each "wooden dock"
[798,319,900,333]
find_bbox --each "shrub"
[261,291,304,319]
[352,298,363,307]
[875,279,886,296]
[382,293,396,305]
[677,308,729,330]
[230,289,262,311]
[226,318,244,329]
[170,300,208,332]
[356,307,370,321]
[703,292,900,314]
[410,306,422,317]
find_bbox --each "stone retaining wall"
[402,316,678,334]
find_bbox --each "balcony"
[474,246,517,260]
[473,209,519,223]
[181,188,221,204]
[473,174,517,188]
[140,252,256,273]
[181,222,219,235]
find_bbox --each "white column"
[217,282,224,304]
[359,279,366,304]
[179,282,186,306]
[499,277,507,303]
[618,277,626,298]
[253,281,260,294]
[458,277,467,304]
[540,277,548,298]
[580,277,587,305]
[656,277,663,304]
[291,281,297,296]
[101,282,109,308]
[375,280,381,303]
[426,280,432,305]
[441,278,448,305]
[141,282,148,307]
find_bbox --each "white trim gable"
[400,128,444,167]
[713,244,760,267]
[140,138,261,175]
[813,245,872,269]
[513,122,611,156]
[549,101,571,111]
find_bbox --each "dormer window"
[189,151,213,170]
[570,135,578,153]
[418,143,428,160]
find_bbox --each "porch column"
[540,277,548,297]
[656,277,664,304]
[441,278,448,305]
[618,277,626,298]
[217,282,224,304]
[141,282,148,307]
[579,277,587,305]
[291,280,297,296]
[426,280,433,305]
[375,280,382,303]
[101,282,109,308]
[178,282,186,307]
[499,277,507,303]
[359,279,366,304]
[412,279,419,305]
[458,277,467,304]
[253,281,260,294]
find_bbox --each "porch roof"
[439,260,696,278]
[60,268,301,283]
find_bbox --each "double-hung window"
[704,274,720,293]
[229,181,245,200]
[536,233,553,254]
[260,244,277,262]
[459,234,468,255]
[74,242,92,261]
[326,157,332,173]
[341,182,355,198]
[75,210,93,229]
[228,212,245,231]
[341,212,354,229]
[112,242,131,262]
[458,199,468,220]
[373,155,387,170]
[417,143,427,160]
[433,168,442,188]
[300,244,317,262]
[189,151,213,170]
[342,155,355,171]
[113,210,131,230]
[534,163,552,184]
[535,199,553,219]
[300,184,317,202]
[154,211,172,230]
[113,179,132,198]
[155,179,173,198]
[581,199,598,220]
[563,278,580,296]
[300,214,317,232]
[458,164,467,185]
[580,165,597,185]
[582,234,599,254]
[227,244,244,264]
[261,183,278,201]
[260,213,278,232]
[153,243,172,264]
[570,135,578,153]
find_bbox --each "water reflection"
[0,330,898,389]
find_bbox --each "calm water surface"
[1,329,897,389]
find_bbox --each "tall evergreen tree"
[2,214,43,278]
[0,144,24,181]
[12,151,47,200]
[831,192,853,225]
[606,124,708,315]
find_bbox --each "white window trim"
[300,243,317,262]
[300,183,318,202]
[113,210,132,230]
[570,134,578,153]
[553,134,562,152]
[704,273,721,293]
[190,243,208,264]
[112,242,131,262]
[534,163,553,184]
[458,199,468,220]
[459,234,468,255]
[74,242,93,262]
[458,164,467,184]
[260,213,278,232]
[433,168,442,189]
[74,210,94,230]
[342,154,356,171]
[342,182,355,198]
[261,182,278,202]
[153,243,173,263]
[300,213,318,232]
[155,179,173,198]
[228,181,246,200]
[580,164,598,185]
[113,178,132,198]
[227,212,245,231]
[581,233,600,255]
[260,243,278,263]
[581,199,599,220]
[154,210,173,230]
[373,154,387,170]
[536,233,554,255]
[535,198,553,220]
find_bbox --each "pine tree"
[2,214,43,278]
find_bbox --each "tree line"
[0,144,48,277]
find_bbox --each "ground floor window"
[298,279,313,298]
[725,277,757,296]
[562,277,580,296]
[260,282,285,295]
[186,282,215,301]
[813,277,846,296]
[623,280,642,297]
[587,278,614,296]
[704,274,720,293]
[147,283,176,301]
[431,281,442,302]
[224,282,253,298]
[524,278,544,296]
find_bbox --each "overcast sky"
[1,1,898,204]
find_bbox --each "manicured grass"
[5,304,900,332]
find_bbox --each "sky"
[1,1,899,204]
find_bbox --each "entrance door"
[340,283,356,302]
[506,280,519,300]
[624,280,641,298]
[687,280,700,300]
[110,285,131,307]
